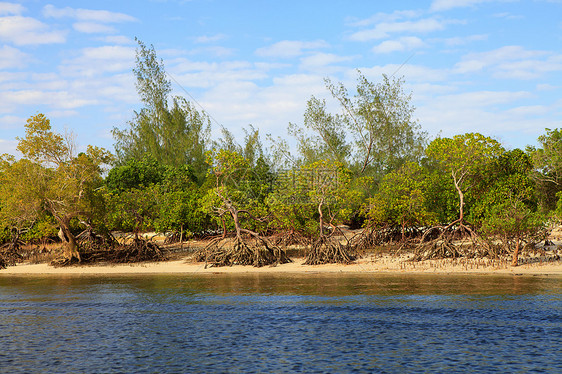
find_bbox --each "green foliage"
[1,113,111,260]
[105,155,166,192]
[470,149,536,225]
[112,39,210,178]
[21,215,58,243]
[326,72,427,176]
[479,192,545,252]
[365,162,436,233]
[269,160,359,237]
[527,128,562,212]
[154,165,209,234]
[202,148,275,234]
[426,133,504,225]
[288,96,350,165]
[103,186,158,235]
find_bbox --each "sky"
[1,0,561,157]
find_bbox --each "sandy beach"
[2,255,561,276]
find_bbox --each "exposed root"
[271,229,311,248]
[413,224,479,261]
[304,236,355,265]
[0,230,25,268]
[195,235,291,268]
[0,244,23,268]
[51,238,167,267]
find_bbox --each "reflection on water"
[1,274,561,373]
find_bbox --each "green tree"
[365,162,436,240]
[288,96,350,165]
[282,72,426,179]
[426,133,504,229]
[2,114,111,262]
[153,165,209,240]
[198,149,288,267]
[112,39,210,178]
[473,149,545,264]
[527,128,562,212]
[325,72,426,176]
[299,160,359,264]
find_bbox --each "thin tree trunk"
[511,238,521,267]
[180,224,184,250]
[318,199,325,237]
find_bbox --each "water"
[0,274,560,373]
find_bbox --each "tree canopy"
[112,39,210,179]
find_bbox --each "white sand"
[2,255,561,276]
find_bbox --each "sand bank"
[1,255,561,276]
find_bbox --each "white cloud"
[372,36,426,53]
[454,46,562,79]
[43,4,136,35]
[100,35,134,44]
[348,10,423,28]
[60,45,135,77]
[359,64,449,82]
[0,138,18,155]
[0,2,24,16]
[430,0,497,12]
[415,90,536,141]
[0,45,29,69]
[299,52,353,73]
[255,40,330,58]
[73,22,116,34]
[42,5,136,23]
[350,18,447,41]
[0,15,66,45]
[0,114,23,129]
[194,34,228,44]
[439,34,488,46]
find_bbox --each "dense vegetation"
[1,40,560,268]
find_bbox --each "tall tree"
[288,96,350,165]
[112,39,210,178]
[1,114,111,262]
[326,72,426,176]
[527,128,562,212]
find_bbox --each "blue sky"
[1,0,561,156]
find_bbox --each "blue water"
[0,274,560,373]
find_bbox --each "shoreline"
[2,256,561,276]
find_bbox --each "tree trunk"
[180,224,184,250]
[511,238,521,267]
[318,199,325,237]
[58,218,81,262]
[453,174,465,224]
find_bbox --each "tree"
[527,128,562,212]
[283,72,426,179]
[473,149,545,264]
[416,133,504,259]
[112,39,210,179]
[197,149,289,267]
[3,114,111,262]
[479,189,545,266]
[325,72,427,176]
[288,96,350,165]
[426,133,504,229]
[297,160,359,264]
[365,162,436,241]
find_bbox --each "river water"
[0,273,560,373]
